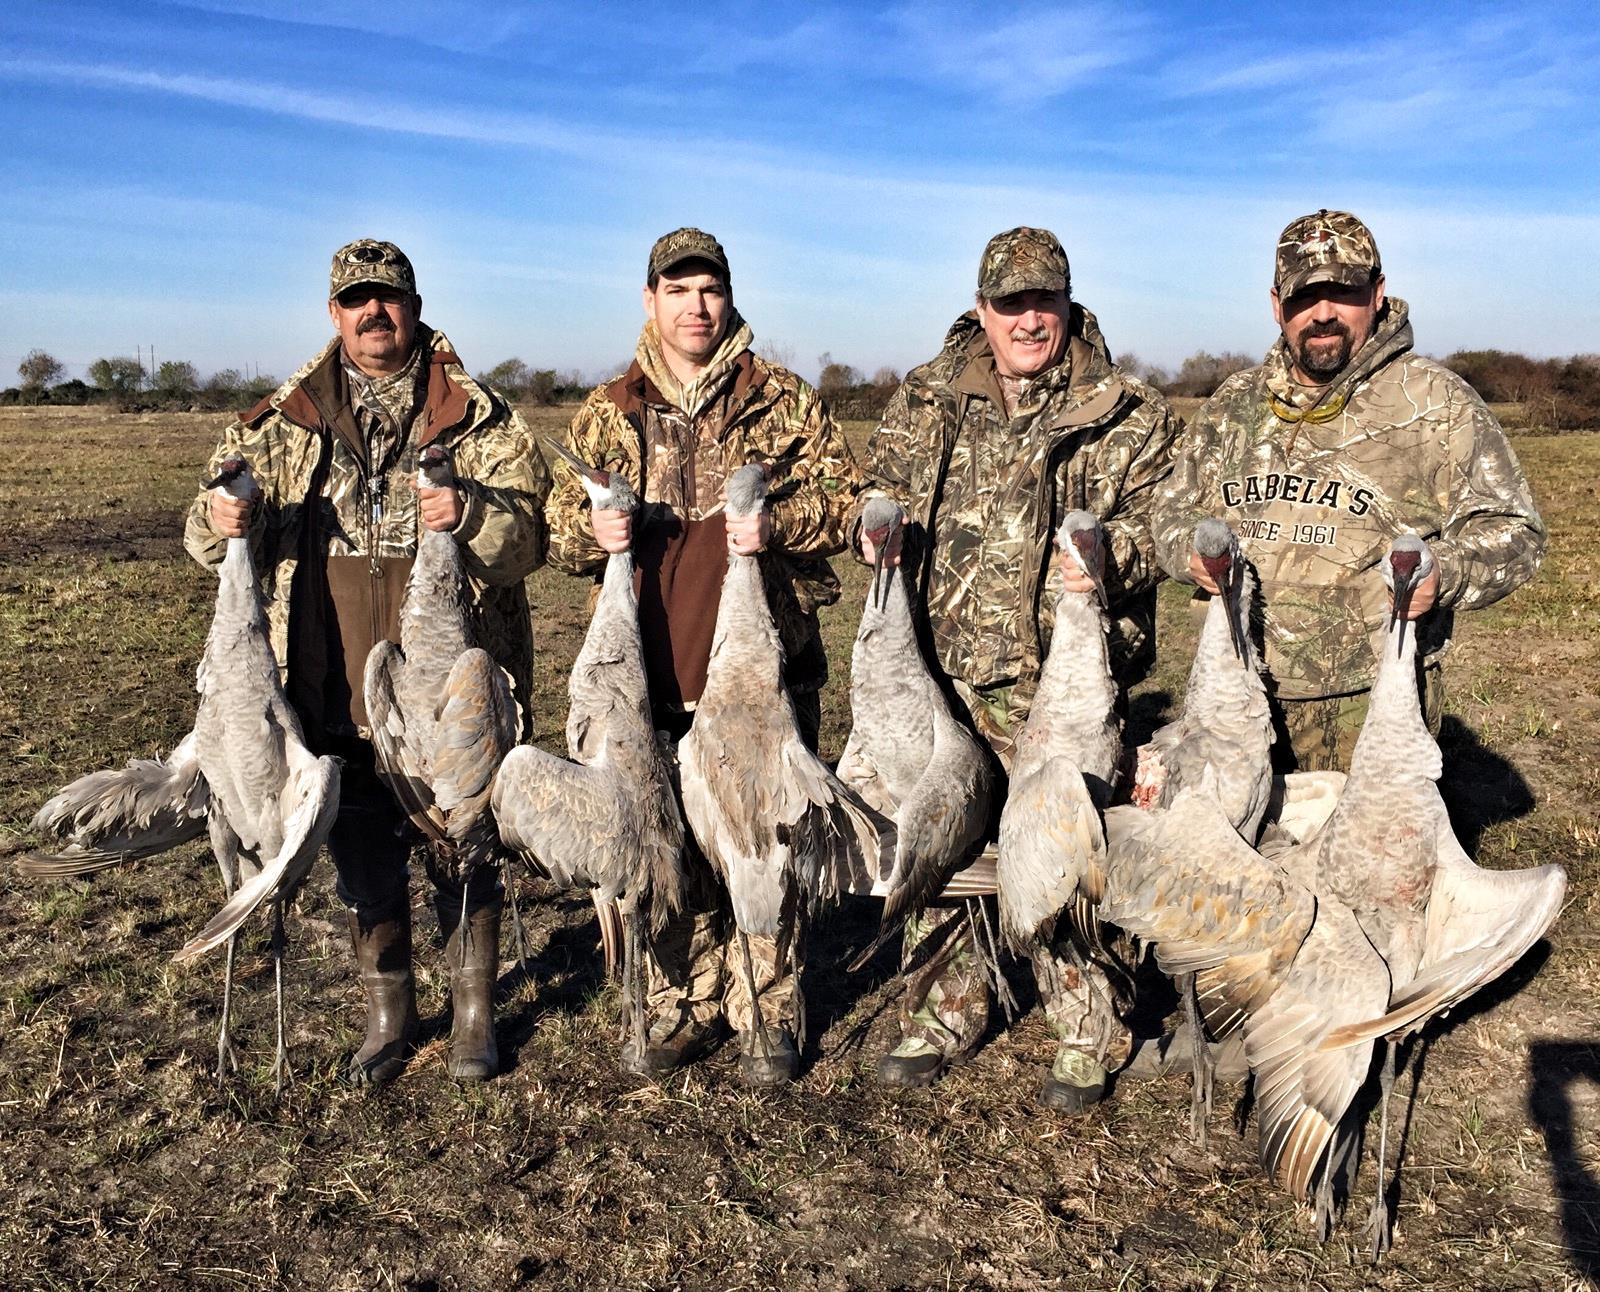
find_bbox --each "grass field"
[0,405,1595,1290]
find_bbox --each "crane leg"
[216,931,241,1083]
[1364,1040,1398,1260]
[624,904,648,1061]
[504,859,528,967]
[738,929,774,1060]
[1184,975,1214,1149]
[270,900,292,1097]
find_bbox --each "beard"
[1293,321,1354,380]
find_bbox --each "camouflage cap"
[648,227,730,283]
[978,226,1070,300]
[329,238,416,299]
[1274,210,1380,299]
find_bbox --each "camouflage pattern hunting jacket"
[184,326,548,741]
[1151,298,1546,699]
[546,348,862,711]
[866,306,1180,701]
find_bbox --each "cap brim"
[981,272,1067,300]
[653,253,730,280]
[1276,263,1374,299]
[330,273,414,300]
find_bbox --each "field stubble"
[0,405,1595,1290]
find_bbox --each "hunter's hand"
[726,511,771,557]
[1188,551,1221,595]
[591,507,633,554]
[860,529,902,568]
[210,489,255,538]
[1391,565,1440,620]
[1056,552,1098,595]
[417,485,462,533]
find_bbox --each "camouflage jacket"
[1151,298,1546,699]
[866,306,1179,705]
[184,327,548,739]
[547,343,862,711]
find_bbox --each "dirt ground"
[0,405,1595,1291]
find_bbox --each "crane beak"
[867,519,899,610]
[542,436,604,486]
[1201,554,1246,661]
[1388,554,1423,657]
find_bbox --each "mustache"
[357,314,397,335]
[1010,327,1050,343]
[1301,320,1350,340]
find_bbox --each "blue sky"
[2,1,1597,386]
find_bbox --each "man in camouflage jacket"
[546,228,862,1087]
[1152,210,1546,769]
[863,227,1180,1111]
[184,239,548,1087]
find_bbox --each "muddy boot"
[875,908,986,1089]
[441,895,502,1082]
[345,898,420,1088]
[739,1025,800,1088]
[621,1009,727,1077]
[1039,1047,1109,1116]
[1121,1025,1249,1081]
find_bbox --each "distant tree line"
[4,349,280,411]
[9,345,1599,429]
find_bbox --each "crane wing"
[24,731,210,875]
[775,728,898,911]
[173,741,338,962]
[881,712,992,924]
[1322,799,1568,1047]
[996,755,1104,947]
[1248,898,1392,1200]
[433,648,519,830]
[365,640,448,845]
[1100,789,1316,1039]
[491,742,626,892]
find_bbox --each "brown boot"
[345,899,420,1088]
[440,895,502,1081]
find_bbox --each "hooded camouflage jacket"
[866,305,1179,702]
[183,327,548,740]
[546,344,862,711]
[1151,297,1545,699]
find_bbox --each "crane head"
[726,462,771,519]
[1056,510,1107,608]
[861,496,905,610]
[205,454,256,501]
[543,437,639,514]
[416,443,454,491]
[1193,518,1247,661]
[1380,534,1435,657]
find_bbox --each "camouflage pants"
[1273,664,1444,773]
[641,689,821,1043]
[896,902,1132,1070]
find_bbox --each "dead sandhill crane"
[836,497,992,927]
[1290,534,1568,1253]
[365,444,519,897]
[996,510,1121,952]
[29,456,340,1090]
[491,440,685,1061]
[678,463,895,1069]
[1101,535,1566,1252]
[1129,517,1274,1139]
[1133,518,1272,840]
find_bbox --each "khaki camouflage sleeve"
[183,417,271,572]
[452,406,546,586]
[544,395,614,577]
[765,382,863,559]
[1148,403,1226,583]
[1431,389,1547,611]
[1102,399,1181,598]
